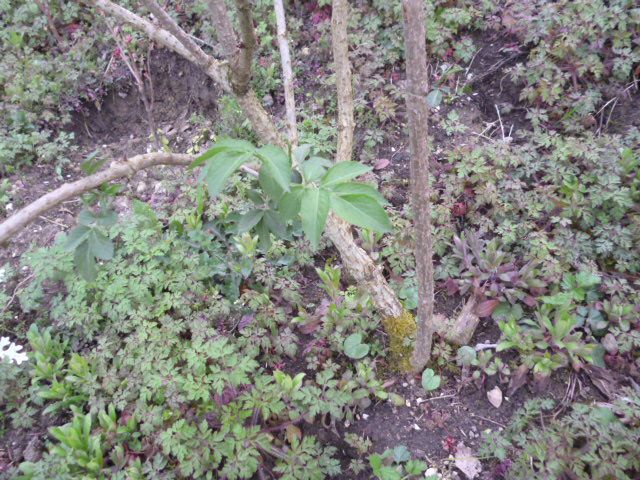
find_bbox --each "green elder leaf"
[300,156,333,182]
[330,193,392,233]
[199,150,252,197]
[237,209,264,233]
[189,138,255,170]
[74,240,97,281]
[259,166,284,200]
[330,181,388,205]
[87,230,114,261]
[321,161,371,188]
[256,145,291,193]
[64,225,91,251]
[300,187,330,248]
[278,188,302,221]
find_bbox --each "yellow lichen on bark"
[382,310,417,372]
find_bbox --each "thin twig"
[471,413,506,429]
[1,274,34,315]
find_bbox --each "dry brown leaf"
[455,442,482,479]
[487,386,503,408]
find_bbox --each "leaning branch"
[0,153,193,244]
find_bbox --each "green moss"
[382,310,416,373]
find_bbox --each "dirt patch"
[71,49,221,156]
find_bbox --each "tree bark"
[331,0,354,163]
[274,0,298,146]
[402,0,436,371]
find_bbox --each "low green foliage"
[480,392,640,479]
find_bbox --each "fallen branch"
[0,153,193,244]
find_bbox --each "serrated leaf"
[393,445,410,463]
[256,145,291,193]
[64,226,91,251]
[321,161,371,188]
[330,193,392,232]
[87,230,114,260]
[199,151,252,197]
[237,210,264,233]
[300,187,330,248]
[74,240,97,281]
[456,346,477,367]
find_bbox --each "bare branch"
[274,0,298,146]
[85,0,230,90]
[0,153,193,244]
[402,0,435,371]
[331,0,354,162]
[141,0,212,67]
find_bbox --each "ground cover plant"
[1,0,639,479]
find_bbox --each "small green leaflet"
[343,333,369,359]
[321,161,371,188]
[421,368,441,391]
[300,187,330,249]
[426,89,443,108]
[330,193,392,233]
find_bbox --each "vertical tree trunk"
[402,0,436,371]
[274,0,298,146]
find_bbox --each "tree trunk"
[401,0,436,371]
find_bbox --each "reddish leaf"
[452,202,467,217]
[475,299,500,317]
[523,295,537,307]
[374,158,390,170]
[443,278,459,296]
[507,364,529,397]
[238,313,255,330]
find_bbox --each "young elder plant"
[191,138,392,248]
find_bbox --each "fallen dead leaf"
[455,442,482,479]
[487,386,503,408]
[374,158,390,170]
[507,364,529,397]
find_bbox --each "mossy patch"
[382,310,416,373]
